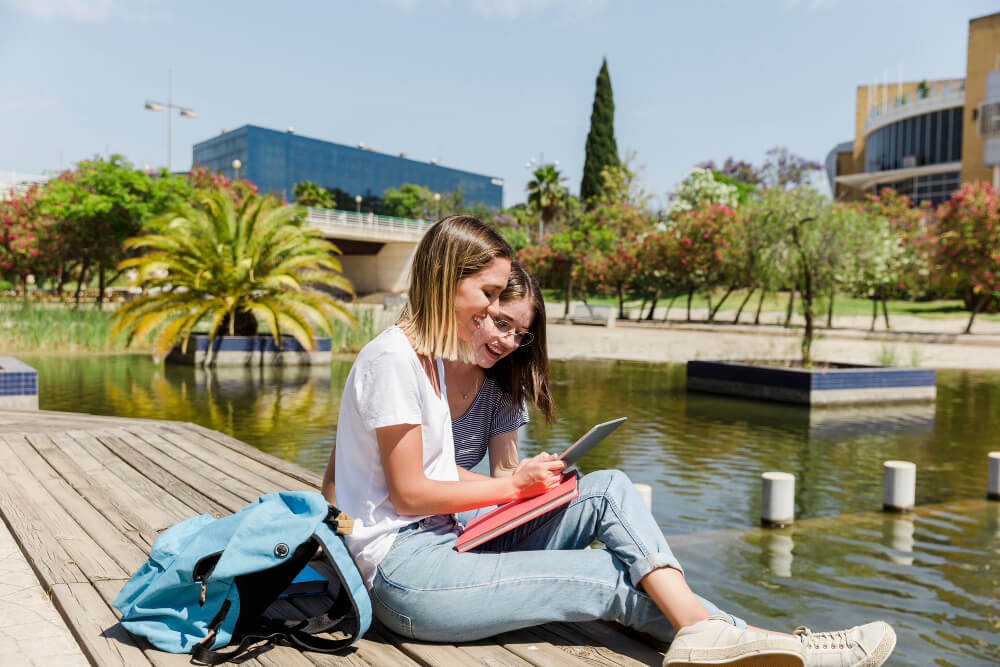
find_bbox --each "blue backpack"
[113,491,372,664]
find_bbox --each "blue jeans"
[371,469,744,642]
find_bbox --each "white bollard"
[988,452,1000,501]
[761,472,795,527]
[633,483,652,512]
[883,460,916,512]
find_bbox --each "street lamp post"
[354,194,363,213]
[232,159,242,181]
[144,68,198,171]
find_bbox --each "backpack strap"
[191,624,358,664]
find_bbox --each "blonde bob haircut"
[399,215,512,360]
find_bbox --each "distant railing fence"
[305,207,433,236]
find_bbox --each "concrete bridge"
[305,208,432,295]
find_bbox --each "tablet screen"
[559,417,627,468]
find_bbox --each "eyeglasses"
[490,315,534,347]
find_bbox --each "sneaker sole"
[855,623,897,667]
[664,649,805,667]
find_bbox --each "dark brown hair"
[486,261,554,422]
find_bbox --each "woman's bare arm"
[378,423,563,516]
[487,430,519,477]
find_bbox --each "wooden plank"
[0,434,127,582]
[128,425,283,499]
[377,627,485,666]
[94,429,248,514]
[175,421,324,487]
[458,640,531,667]
[525,623,656,667]
[0,467,88,587]
[492,628,595,667]
[10,433,149,574]
[44,430,180,534]
[28,432,159,548]
[355,628,424,667]
[66,430,196,529]
[164,422,320,492]
[557,622,664,666]
[50,581,153,667]
[123,426,263,505]
[89,430,231,518]
[460,642,536,666]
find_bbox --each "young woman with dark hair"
[445,261,553,476]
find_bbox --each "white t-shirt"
[334,326,458,587]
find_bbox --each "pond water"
[20,354,1000,665]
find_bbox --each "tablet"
[559,417,627,468]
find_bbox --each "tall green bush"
[580,58,619,207]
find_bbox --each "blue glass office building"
[192,125,503,208]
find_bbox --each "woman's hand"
[511,452,565,498]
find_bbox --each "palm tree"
[526,164,569,241]
[111,189,354,359]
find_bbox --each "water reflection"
[674,502,1000,666]
[761,531,795,578]
[881,516,915,566]
[23,354,352,470]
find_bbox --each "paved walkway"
[546,303,1000,369]
[0,517,88,666]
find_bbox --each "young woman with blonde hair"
[323,215,894,667]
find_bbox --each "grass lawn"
[0,299,377,354]
[542,288,1000,322]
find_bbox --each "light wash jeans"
[370,469,744,642]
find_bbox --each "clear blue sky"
[1,0,996,208]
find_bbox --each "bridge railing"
[306,207,433,236]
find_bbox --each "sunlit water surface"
[22,354,1000,665]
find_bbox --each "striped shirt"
[453,376,528,469]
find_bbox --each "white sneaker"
[664,615,806,666]
[794,621,896,667]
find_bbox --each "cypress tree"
[580,58,619,207]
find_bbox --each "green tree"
[39,155,192,306]
[754,187,856,364]
[383,183,436,219]
[580,58,619,207]
[111,189,354,359]
[293,181,335,209]
[525,163,569,240]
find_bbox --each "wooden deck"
[0,409,665,667]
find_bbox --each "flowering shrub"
[933,181,1000,331]
[666,168,739,217]
[0,184,58,288]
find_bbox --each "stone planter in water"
[686,360,936,405]
[0,356,38,409]
[166,334,332,367]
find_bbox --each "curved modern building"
[827,12,1000,205]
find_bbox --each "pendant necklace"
[461,375,480,400]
